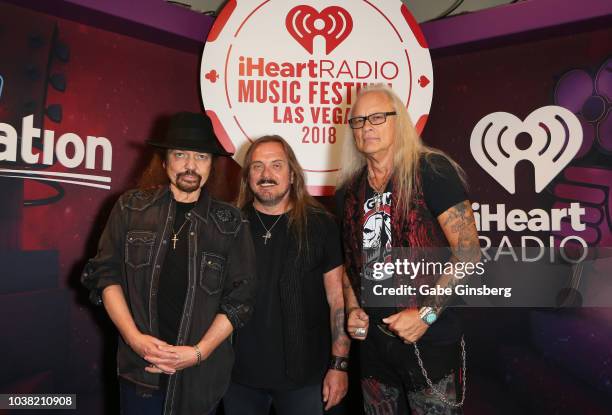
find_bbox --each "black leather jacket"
[82,186,256,415]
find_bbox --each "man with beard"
[82,112,256,415]
[223,136,350,415]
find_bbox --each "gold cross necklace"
[171,216,190,250]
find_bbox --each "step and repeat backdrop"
[0,0,610,413]
[0,2,203,411]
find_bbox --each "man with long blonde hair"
[337,85,481,414]
[224,135,350,415]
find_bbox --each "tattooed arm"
[422,199,481,315]
[324,265,351,358]
[343,270,370,340]
[383,200,480,343]
[322,264,350,409]
[342,270,360,313]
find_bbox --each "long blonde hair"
[237,135,326,252]
[337,84,466,211]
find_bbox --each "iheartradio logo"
[470,106,583,194]
[285,5,353,54]
[201,0,432,195]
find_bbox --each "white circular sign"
[201,0,433,195]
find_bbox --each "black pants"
[119,379,219,415]
[119,379,164,415]
[223,382,324,415]
[360,325,463,415]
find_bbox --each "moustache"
[257,178,278,186]
[177,170,201,180]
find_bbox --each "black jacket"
[82,186,256,415]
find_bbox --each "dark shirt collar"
[156,185,211,223]
[191,187,211,223]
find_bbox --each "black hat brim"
[147,139,232,156]
[146,112,233,157]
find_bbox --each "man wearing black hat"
[82,112,256,415]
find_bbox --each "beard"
[175,170,202,192]
[252,178,291,207]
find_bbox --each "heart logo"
[285,5,352,55]
[418,75,430,87]
[205,69,219,83]
[470,106,583,194]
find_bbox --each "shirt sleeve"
[219,214,257,330]
[421,154,468,218]
[322,214,344,274]
[81,199,126,305]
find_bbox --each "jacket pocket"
[125,230,156,269]
[199,252,226,295]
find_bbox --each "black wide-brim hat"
[147,111,232,156]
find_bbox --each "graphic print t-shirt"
[362,181,394,313]
[362,154,468,325]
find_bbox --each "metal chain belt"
[413,335,467,407]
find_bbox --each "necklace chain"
[170,213,190,250]
[368,171,391,213]
[254,210,285,245]
[368,171,391,194]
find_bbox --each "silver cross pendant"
[262,231,272,245]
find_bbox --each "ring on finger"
[354,327,367,336]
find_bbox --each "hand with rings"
[347,307,369,340]
[382,308,429,344]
